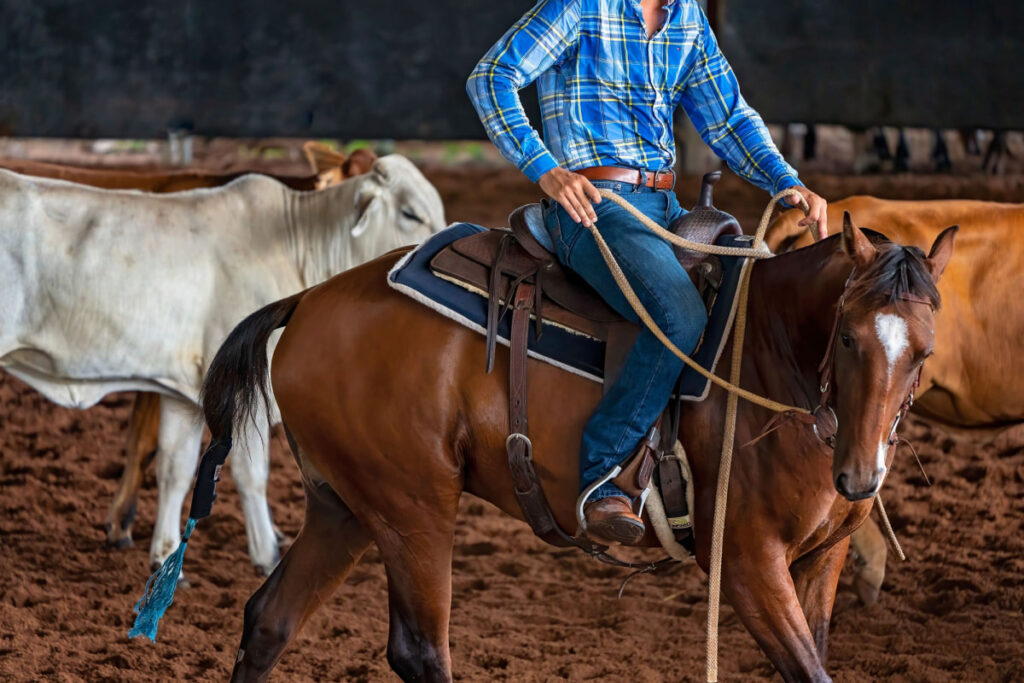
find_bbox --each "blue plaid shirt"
[467,0,800,194]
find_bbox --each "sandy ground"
[1,163,1023,681]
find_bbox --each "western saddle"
[430,171,742,552]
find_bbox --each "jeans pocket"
[548,203,583,260]
[542,198,561,246]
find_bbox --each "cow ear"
[302,141,346,175]
[926,225,958,282]
[343,148,378,178]
[841,211,877,269]
[351,176,385,239]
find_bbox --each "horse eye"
[401,209,423,223]
[840,333,853,349]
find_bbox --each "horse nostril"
[835,473,850,496]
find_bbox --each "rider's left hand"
[787,185,828,241]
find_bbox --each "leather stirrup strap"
[504,284,676,570]
[485,233,513,374]
[506,283,572,547]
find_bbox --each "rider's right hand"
[538,167,602,227]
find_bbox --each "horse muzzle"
[834,468,885,501]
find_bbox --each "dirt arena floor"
[2,163,1024,681]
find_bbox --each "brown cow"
[1,143,379,548]
[767,196,1024,601]
[0,158,320,192]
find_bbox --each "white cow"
[0,155,445,573]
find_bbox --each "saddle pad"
[388,223,607,382]
[388,223,753,400]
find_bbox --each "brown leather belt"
[577,165,675,190]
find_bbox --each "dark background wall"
[0,0,1021,139]
[717,0,1024,130]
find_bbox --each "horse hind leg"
[371,490,458,682]
[232,476,371,683]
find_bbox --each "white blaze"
[874,313,909,377]
[877,441,889,472]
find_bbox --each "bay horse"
[196,216,955,681]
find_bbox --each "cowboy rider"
[468,0,828,545]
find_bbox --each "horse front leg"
[790,537,849,665]
[723,541,829,682]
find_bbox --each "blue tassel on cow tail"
[128,517,197,641]
[127,437,232,642]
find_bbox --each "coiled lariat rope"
[590,187,900,681]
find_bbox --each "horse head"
[827,212,957,501]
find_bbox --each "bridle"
[811,267,933,452]
[747,267,932,453]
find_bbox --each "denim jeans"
[543,181,708,501]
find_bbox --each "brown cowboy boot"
[584,496,645,545]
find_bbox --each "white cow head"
[347,155,445,267]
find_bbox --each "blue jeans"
[543,181,708,501]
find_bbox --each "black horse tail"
[130,290,309,642]
[202,290,306,443]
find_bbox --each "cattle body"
[0,155,445,572]
[0,147,378,549]
[768,196,1024,431]
[767,196,1024,601]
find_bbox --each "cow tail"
[128,290,306,642]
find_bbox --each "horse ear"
[926,225,958,282]
[841,211,877,268]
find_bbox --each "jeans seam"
[601,251,679,455]
[610,338,670,455]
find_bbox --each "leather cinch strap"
[506,283,572,548]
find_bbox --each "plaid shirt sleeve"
[679,8,801,195]
[467,0,580,183]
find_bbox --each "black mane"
[846,237,941,310]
